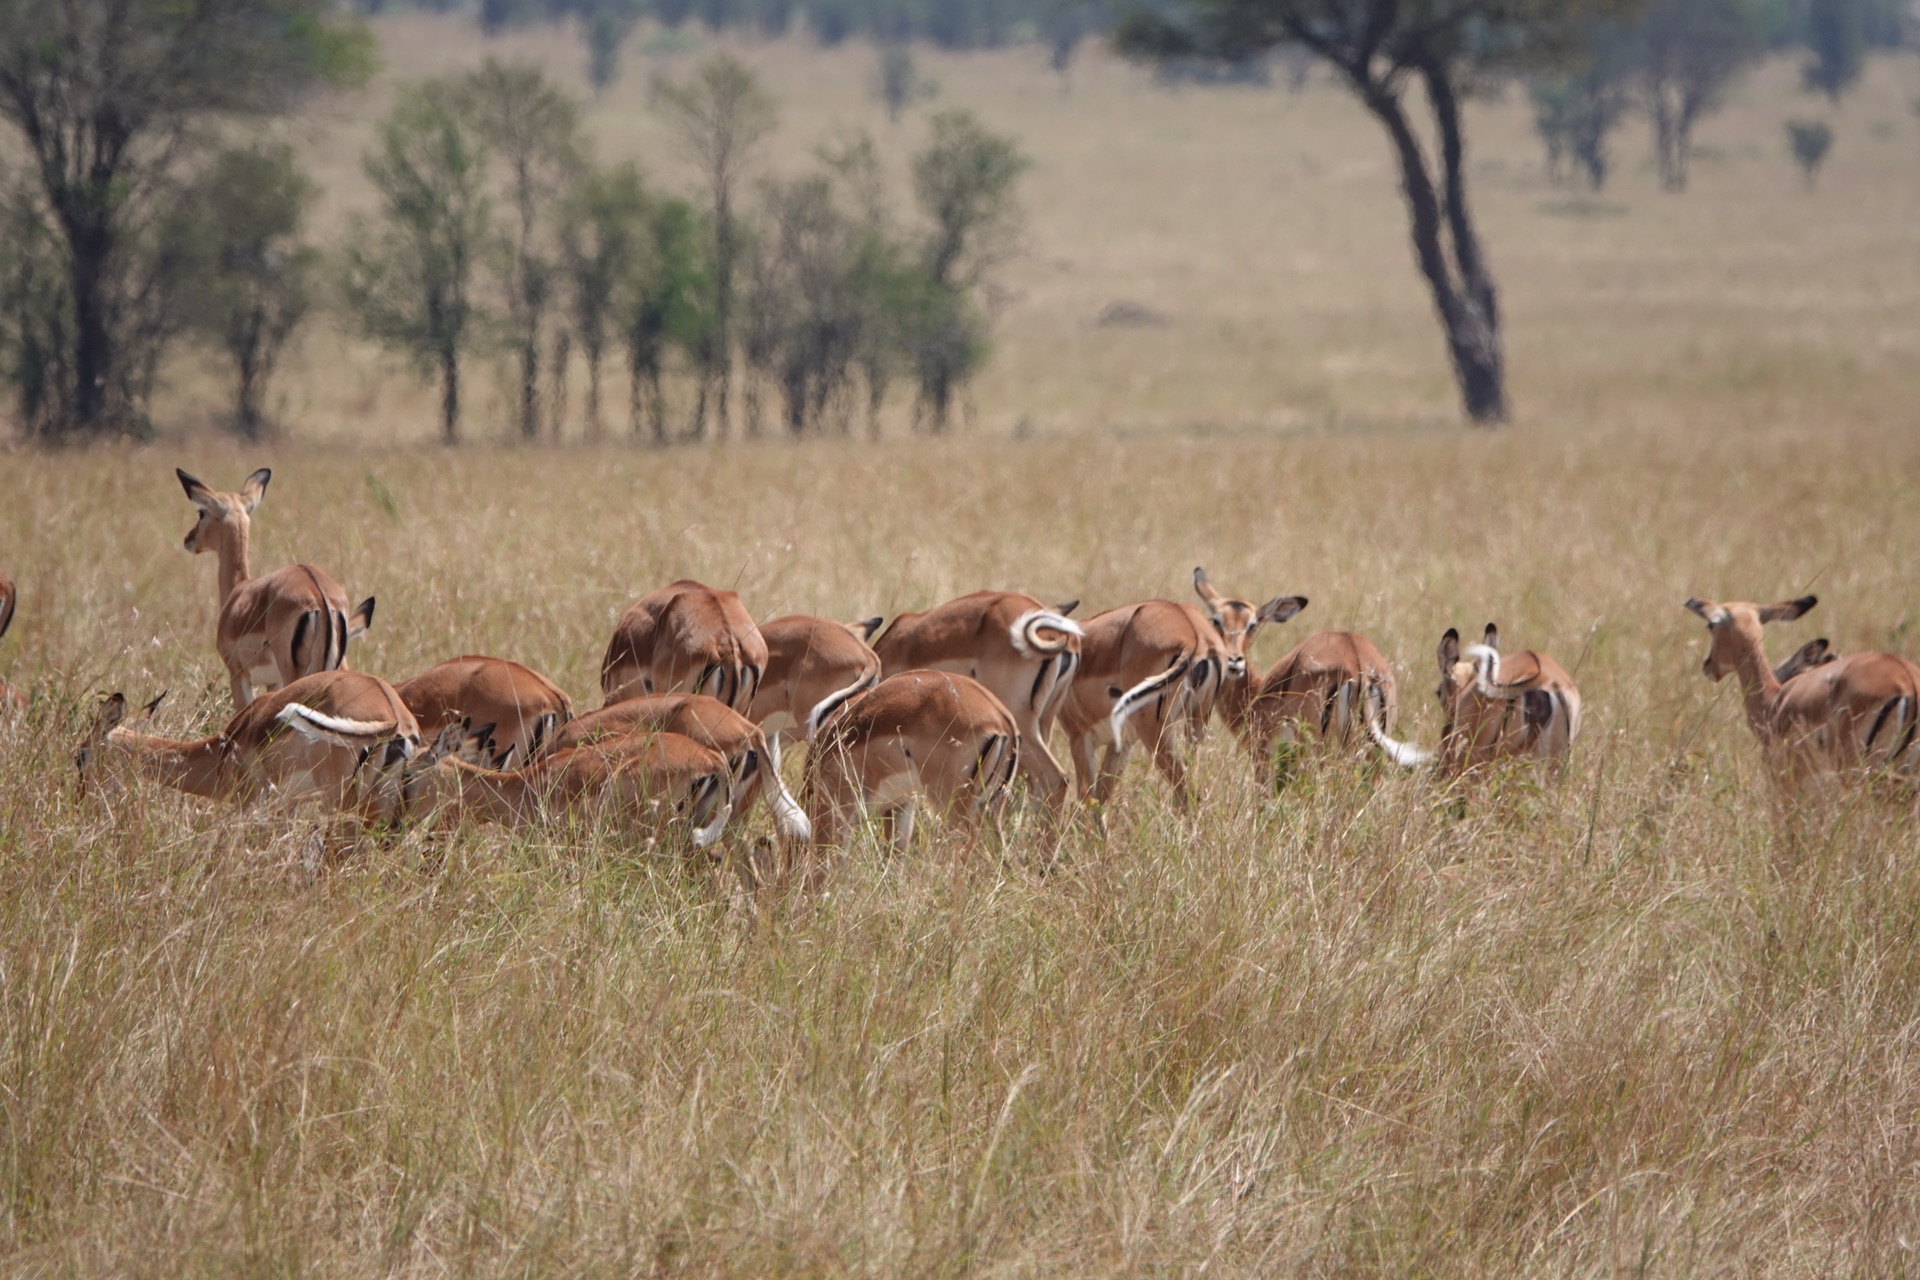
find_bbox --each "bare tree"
[1119,0,1637,425]
[0,0,372,437]
[656,54,778,440]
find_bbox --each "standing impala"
[1433,624,1582,778]
[869,590,1081,818]
[76,670,422,814]
[1055,568,1290,806]
[1684,595,1919,782]
[0,570,22,714]
[395,655,574,769]
[545,691,810,847]
[802,670,1021,856]
[600,579,766,713]
[178,468,374,711]
[746,614,883,769]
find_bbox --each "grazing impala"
[869,591,1080,817]
[802,670,1020,854]
[600,579,766,713]
[399,722,734,848]
[0,570,22,714]
[1434,624,1582,778]
[178,468,374,711]
[545,691,810,846]
[1225,628,1431,775]
[76,670,422,813]
[1684,595,1920,781]
[395,656,574,768]
[746,614,883,767]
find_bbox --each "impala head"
[1435,626,1501,718]
[74,690,166,789]
[1683,595,1816,682]
[376,718,496,824]
[1193,567,1306,678]
[178,467,270,555]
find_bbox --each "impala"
[0,570,21,714]
[869,591,1080,817]
[600,579,766,713]
[1055,568,1290,805]
[746,613,883,768]
[1224,628,1431,775]
[1684,595,1919,781]
[1434,624,1582,777]
[399,721,734,847]
[395,655,574,768]
[544,691,810,846]
[76,670,422,813]
[178,468,374,711]
[802,670,1021,854]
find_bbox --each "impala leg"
[1150,729,1195,810]
[1068,729,1100,800]
[1014,716,1072,823]
[230,671,254,711]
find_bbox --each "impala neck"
[439,760,534,826]
[1729,641,1784,743]
[1217,668,1258,737]
[110,730,230,799]
[213,524,253,611]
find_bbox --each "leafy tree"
[1530,26,1633,190]
[617,196,711,444]
[1631,0,1762,192]
[656,55,778,440]
[583,0,643,91]
[1785,117,1833,185]
[875,43,938,122]
[910,110,1025,432]
[1118,0,1636,425]
[559,162,650,440]
[343,81,496,446]
[0,0,372,438]
[182,147,321,440]
[1802,0,1865,101]
[0,184,71,436]
[457,61,583,441]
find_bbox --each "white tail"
[691,802,733,849]
[1108,658,1194,745]
[1363,681,1431,767]
[804,669,881,739]
[276,703,407,751]
[1008,609,1084,658]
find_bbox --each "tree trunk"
[439,346,461,445]
[583,333,603,444]
[551,327,572,442]
[1361,69,1508,426]
[67,231,112,433]
[517,333,540,440]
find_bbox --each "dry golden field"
[3,18,1920,1277]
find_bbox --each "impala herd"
[0,467,1914,882]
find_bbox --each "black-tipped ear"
[1053,600,1079,618]
[1760,594,1818,623]
[1193,568,1224,606]
[1437,628,1461,673]
[1683,598,1712,621]
[1257,595,1307,625]
[239,468,271,512]
[1482,623,1499,652]
[176,468,213,507]
[851,616,883,642]
[141,690,168,719]
[349,597,376,639]
[99,691,128,729]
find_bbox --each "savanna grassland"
[4,18,1920,1277]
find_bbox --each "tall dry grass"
[4,20,1920,1277]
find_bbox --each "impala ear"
[1482,623,1499,652]
[239,468,271,513]
[1438,628,1461,675]
[1759,595,1817,624]
[1257,595,1306,625]
[427,720,468,763]
[1193,567,1224,607]
[140,690,168,720]
[1684,597,1727,625]
[848,616,884,642]
[1052,600,1079,618]
[348,597,376,639]
[176,468,216,509]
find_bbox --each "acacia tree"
[0,0,370,437]
[457,61,583,442]
[343,82,495,445]
[1632,0,1760,192]
[656,55,778,440]
[1118,0,1634,425]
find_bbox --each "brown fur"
[600,579,767,713]
[802,670,1021,857]
[396,655,574,768]
[869,590,1080,819]
[77,670,421,814]
[1686,595,1920,783]
[0,570,22,714]
[1222,630,1407,775]
[1434,625,1582,779]
[178,468,372,711]
[746,614,883,757]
